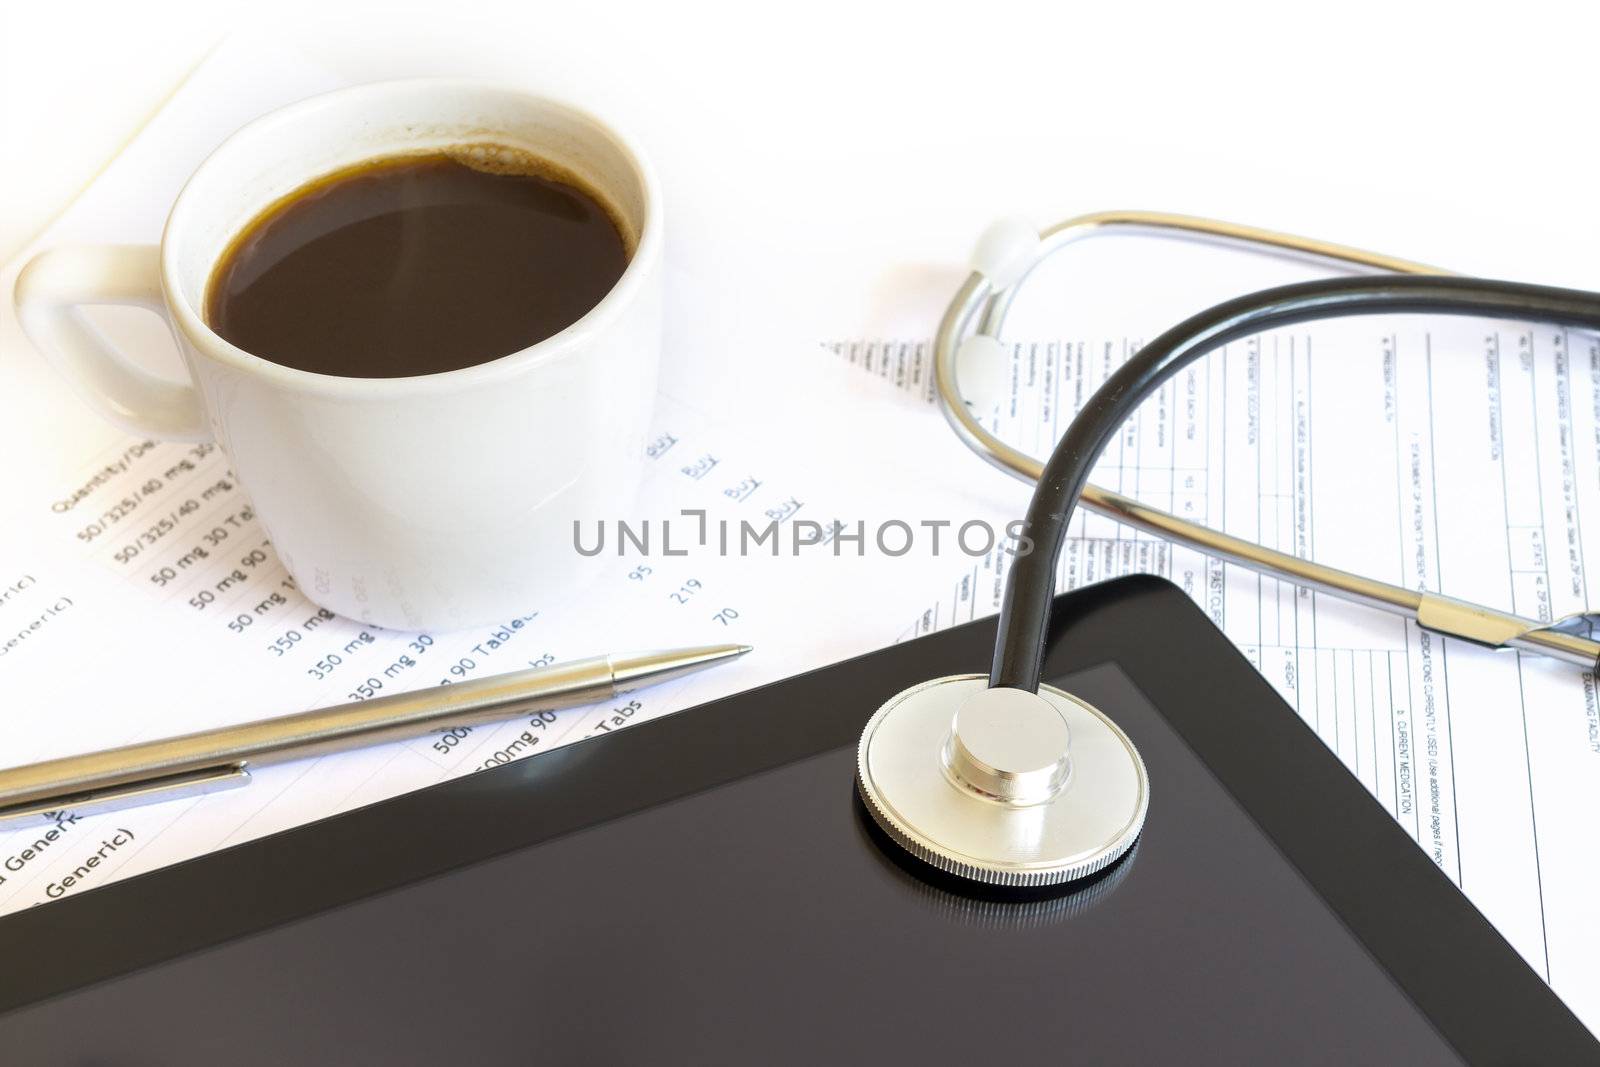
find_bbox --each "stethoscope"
[855,211,1600,890]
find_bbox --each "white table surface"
[4,0,1598,285]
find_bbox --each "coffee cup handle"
[14,245,210,441]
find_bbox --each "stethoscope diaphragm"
[856,675,1148,888]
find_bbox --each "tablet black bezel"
[0,575,1592,1061]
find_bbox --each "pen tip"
[609,644,754,691]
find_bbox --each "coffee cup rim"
[159,78,662,397]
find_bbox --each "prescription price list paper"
[0,38,953,916]
[0,375,947,910]
[837,317,1600,1031]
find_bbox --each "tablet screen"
[0,664,1462,1064]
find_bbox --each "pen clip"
[0,763,251,829]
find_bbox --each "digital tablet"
[0,576,1593,1064]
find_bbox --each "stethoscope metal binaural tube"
[935,210,1600,672]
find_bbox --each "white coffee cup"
[14,80,662,632]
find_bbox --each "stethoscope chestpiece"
[856,675,1148,889]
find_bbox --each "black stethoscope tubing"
[990,274,1600,693]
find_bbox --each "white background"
[4,0,1599,289]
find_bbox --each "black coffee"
[205,150,629,378]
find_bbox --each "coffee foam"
[441,143,635,253]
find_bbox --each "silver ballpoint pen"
[0,644,753,828]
